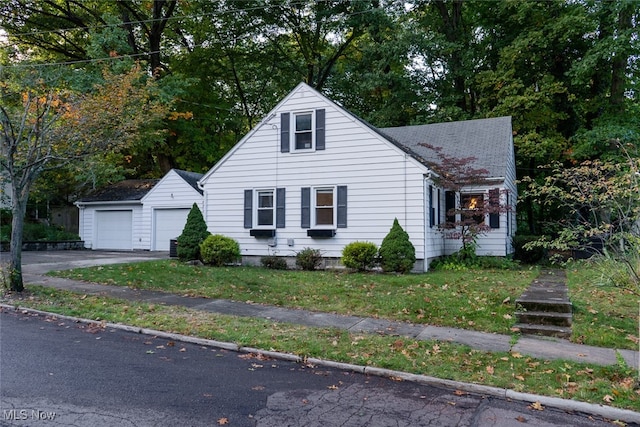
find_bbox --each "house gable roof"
[173,169,204,195]
[199,82,513,184]
[77,179,158,203]
[379,116,513,180]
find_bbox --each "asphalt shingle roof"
[173,169,204,195]
[378,116,513,179]
[78,179,159,203]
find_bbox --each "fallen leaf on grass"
[486,366,494,375]
[603,395,614,403]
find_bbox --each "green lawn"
[2,260,638,411]
[51,260,536,334]
[47,259,639,350]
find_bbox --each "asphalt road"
[0,307,618,427]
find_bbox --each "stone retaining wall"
[0,241,85,252]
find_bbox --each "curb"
[3,303,639,424]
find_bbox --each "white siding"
[202,85,428,265]
[141,170,203,251]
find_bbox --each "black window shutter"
[445,191,456,223]
[276,188,286,228]
[437,189,441,225]
[489,188,500,229]
[315,109,325,150]
[429,185,434,227]
[244,189,253,229]
[337,185,347,228]
[301,187,311,228]
[280,113,290,153]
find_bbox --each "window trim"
[460,193,485,225]
[312,186,336,228]
[255,189,275,228]
[293,111,315,151]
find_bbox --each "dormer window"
[294,112,313,150]
[280,109,325,153]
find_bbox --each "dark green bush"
[341,241,378,271]
[260,255,288,270]
[512,235,546,264]
[379,218,416,273]
[177,203,210,261]
[0,209,12,226]
[296,247,322,271]
[199,234,241,266]
[0,222,80,243]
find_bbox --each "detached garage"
[76,169,203,251]
[141,169,204,251]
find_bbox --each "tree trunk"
[8,191,28,292]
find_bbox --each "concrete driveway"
[10,250,169,275]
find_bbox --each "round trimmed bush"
[379,218,415,273]
[341,241,378,271]
[199,234,241,266]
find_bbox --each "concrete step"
[515,298,573,314]
[514,310,572,327]
[513,323,572,339]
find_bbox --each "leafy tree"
[379,218,415,274]
[421,143,510,259]
[176,203,210,261]
[523,149,640,292]
[0,65,167,292]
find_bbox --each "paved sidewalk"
[16,268,639,371]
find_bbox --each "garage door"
[153,208,191,251]
[95,210,133,250]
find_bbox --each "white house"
[76,169,203,251]
[198,83,517,271]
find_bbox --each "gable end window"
[281,109,325,152]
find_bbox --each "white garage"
[76,169,204,251]
[95,210,133,250]
[152,208,191,251]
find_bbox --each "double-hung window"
[461,193,485,225]
[294,112,313,150]
[244,188,285,235]
[301,186,347,233]
[256,190,274,227]
[280,109,325,152]
[314,188,334,226]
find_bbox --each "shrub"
[199,234,241,266]
[379,218,415,273]
[296,247,322,271]
[260,255,288,270]
[341,241,378,271]
[177,203,210,261]
[1,222,80,243]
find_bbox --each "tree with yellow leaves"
[0,65,168,292]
